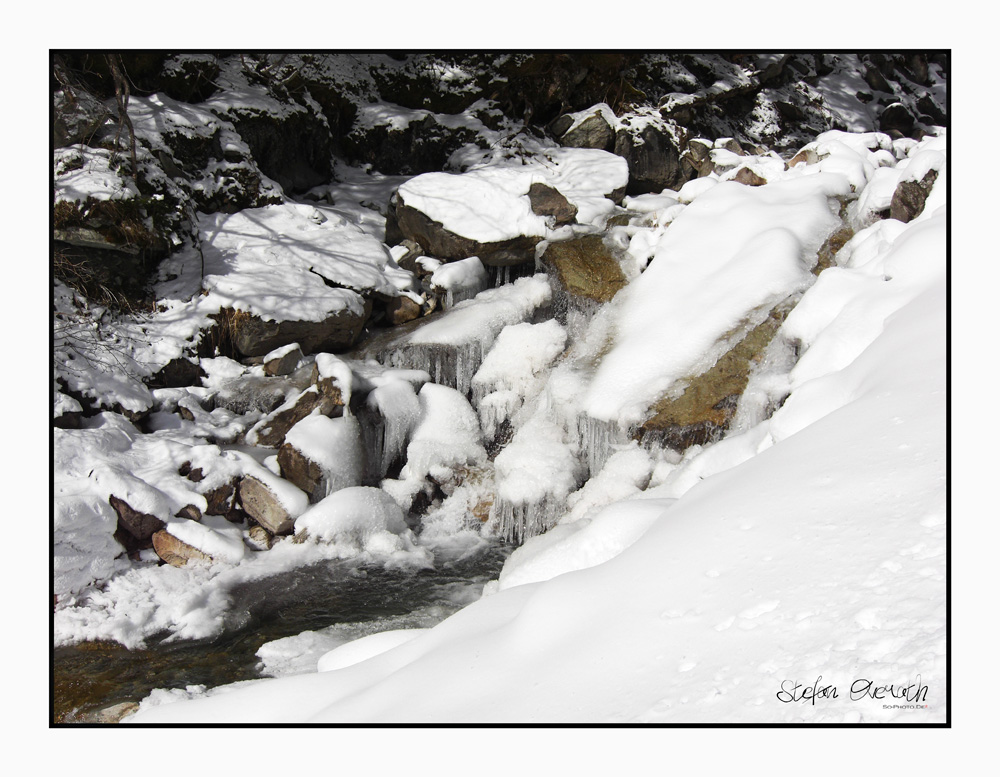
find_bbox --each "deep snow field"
[30,26,996,776]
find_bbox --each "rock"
[394,196,541,267]
[527,183,578,226]
[556,109,615,151]
[717,138,745,156]
[175,504,202,521]
[277,443,327,502]
[787,148,819,168]
[203,480,236,516]
[916,95,946,126]
[733,167,768,187]
[152,529,212,567]
[238,477,298,535]
[879,103,916,137]
[614,123,691,195]
[73,701,140,724]
[53,88,111,147]
[263,344,303,376]
[637,302,792,452]
[540,235,627,304]
[864,64,893,94]
[226,107,333,193]
[246,524,273,551]
[384,294,423,326]
[108,495,165,542]
[343,114,478,176]
[147,357,206,389]
[890,169,938,223]
[231,299,371,358]
[248,385,344,448]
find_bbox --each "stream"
[53,541,511,723]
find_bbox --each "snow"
[430,255,489,309]
[397,147,628,241]
[316,629,427,672]
[198,203,396,323]
[283,412,363,496]
[583,174,848,425]
[294,487,425,563]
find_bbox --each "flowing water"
[53,542,510,723]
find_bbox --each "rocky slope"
[51,52,947,655]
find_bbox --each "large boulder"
[230,298,372,358]
[392,195,542,267]
[614,122,691,195]
[552,106,616,151]
[540,236,627,304]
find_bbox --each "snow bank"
[129,135,946,724]
[198,203,398,323]
[584,174,848,425]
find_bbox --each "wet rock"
[528,183,578,226]
[540,235,627,304]
[238,477,298,535]
[108,495,165,542]
[263,344,303,377]
[394,196,541,267]
[72,701,140,725]
[637,303,792,452]
[814,224,855,275]
[231,300,372,358]
[890,169,939,223]
[152,529,212,567]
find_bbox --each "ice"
[430,256,489,310]
[377,275,551,395]
[357,378,422,482]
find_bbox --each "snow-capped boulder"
[614,118,692,195]
[263,344,303,377]
[238,475,308,536]
[278,414,363,503]
[551,104,616,151]
[231,299,372,357]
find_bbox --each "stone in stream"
[227,299,372,358]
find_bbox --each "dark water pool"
[53,542,510,723]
